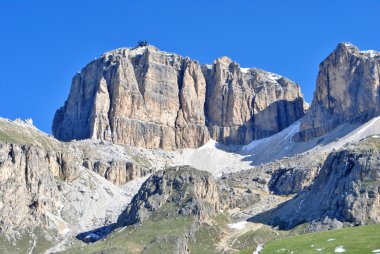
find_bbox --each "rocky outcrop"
[263,137,380,229]
[204,59,307,144]
[296,42,380,141]
[303,217,344,233]
[0,142,79,233]
[82,159,149,186]
[267,163,321,195]
[0,118,138,241]
[53,45,307,149]
[69,139,155,186]
[117,165,220,226]
[219,151,325,197]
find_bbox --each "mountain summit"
[296,42,380,141]
[53,45,307,149]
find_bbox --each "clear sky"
[1,0,379,133]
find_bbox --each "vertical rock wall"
[53,45,308,149]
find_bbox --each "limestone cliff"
[0,142,78,234]
[262,137,380,229]
[53,45,307,149]
[296,42,380,141]
[0,118,139,241]
[204,58,306,143]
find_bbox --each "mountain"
[1,42,380,253]
[52,45,307,150]
[296,42,380,141]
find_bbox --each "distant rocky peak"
[215,56,234,65]
[335,41,359,52]
[295,42,380,141]
[331,42,380,61]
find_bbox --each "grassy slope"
[59,203,194,254]
[0,229,53,254]
[261,224,380,254]
[60,217,194,254]
[233,224,306,254]
[60,206,233,254]
[0,118,60,149]
[188,214,229,254]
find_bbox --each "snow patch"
[361,50,380,58]
[228,221,247,229]
[84,233,101,242]
[241,68,250,73]
[327,238,336,242]
[342,42,353,46]
[372,250,380,253]
[242,137,267,152]
[253,243,264,254]
[267,72,282,81]
[316,248,323,252]
[356,117,380,135]
[61,227,70,235]
[242,121,300,152]
[334,246,346,253]
[198,139,217,150]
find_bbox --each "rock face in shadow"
[267,162,322,196]
[117,165,220,226]
[53,45,307,149]
[296,42,380,141]
[204,58,307,144]
[263,137,380,229]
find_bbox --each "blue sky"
[1,0,379,133]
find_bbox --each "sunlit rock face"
[296,42,380,141]
[53,45,307,149]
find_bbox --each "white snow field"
[176,116,380,176]
[253,243,264,254]
[241,116,380,165]
[149,116,380,177]
[228,221,248,230]
[334,246,346,253]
